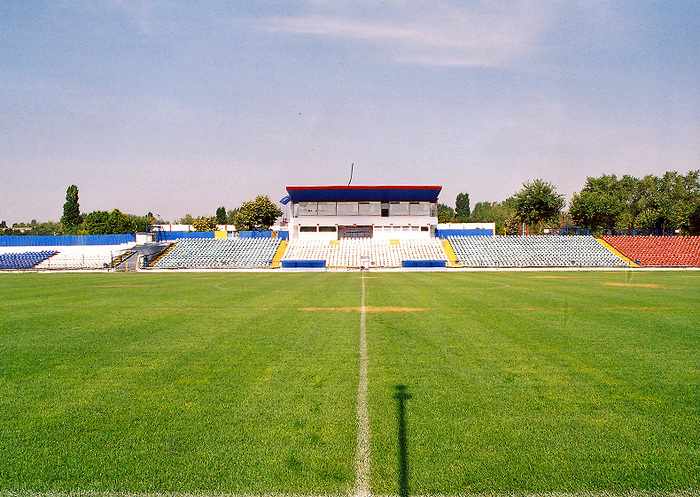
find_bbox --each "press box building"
[285,185,442,241]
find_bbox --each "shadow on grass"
[394,384,412,497]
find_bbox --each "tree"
[233,195,283,231]
[215,206,227,225]
[226,208,239,224]
[178,214,195,225]
[192,216,217,232]
[107,209,136,234]
[513,179,564,234]
[437,203,454,224]
[470,199,518,235]
[455,192,470,221]
[132,214,155,233]
[61,185,82,233]
[83,211,111,235]
[28,221,63,236]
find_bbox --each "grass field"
[0,270,699,495]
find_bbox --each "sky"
[1,0,698,224]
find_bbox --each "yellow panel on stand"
[270,241,288,268]
[441,239,461,267]
[597,238,639,267]
[215,230,227,239]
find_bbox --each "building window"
[381,203,389,217]
[337,202,359,216]
[359,201,381,216]
[300,226,317,232]
[317,202,336,216]
[297,202,317,216]
[409,202,430,216]
[390,202,410,216]
[318,226,337,232]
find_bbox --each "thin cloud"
[265,1,554,67]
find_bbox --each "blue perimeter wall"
[435,229,493,238]
[157,231,216,241]
[0,234,136,247]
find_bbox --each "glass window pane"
[298,202,317,216]
[317,202,336,216]
[337,202,359,215]
[359,201,381,215]
[390,202,409,215]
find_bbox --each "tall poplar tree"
[61,185,82,233]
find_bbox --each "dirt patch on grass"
[96,285,148,288]
[528,276,570,279]
[299,306,429,313]
[604,306,674,310]
[601,282,666,289]
[494,307,576,311]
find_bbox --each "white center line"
[353,271,371,497]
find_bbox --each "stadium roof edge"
[285,185,442,203]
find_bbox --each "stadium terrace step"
[448,235,630,268]
[151,237,282,269]
[602,235,700,267]
[281,238,449,269]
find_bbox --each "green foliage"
[437,203,454,223]
[454,192,470,221]
[83,211,111,235]
[132,214,155,233]
[215,206,227,225]
[469,200,519,235]
[106,209,136,234]
[568,171,700,234]
[192,216,217,232]
[60,185,82,233]
[513,179,564,233]
[226,208,239,224]
[178,214,195,225]
[233,195,282,231]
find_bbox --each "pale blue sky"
[1,0,698,223]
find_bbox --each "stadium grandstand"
[602,235,700,267]
[1,185,699,270]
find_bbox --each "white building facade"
[285,185,442,241]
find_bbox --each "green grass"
[0,273,360,493]
[1,270,699,495]
[367,271,700,494]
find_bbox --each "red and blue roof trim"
[286,185,442,203]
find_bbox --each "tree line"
[4,172,699,236]
[440,170,700,235]
[1,185,283,236]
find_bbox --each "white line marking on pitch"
[353,271,371,497]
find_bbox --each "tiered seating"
[0,250,57,269]
[601,236,700,267]
[33,244,137,270]
[151,238,281,268]
[281,239,448,268]
[448,235,629,267]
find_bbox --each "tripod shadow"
[394,384,412,497]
